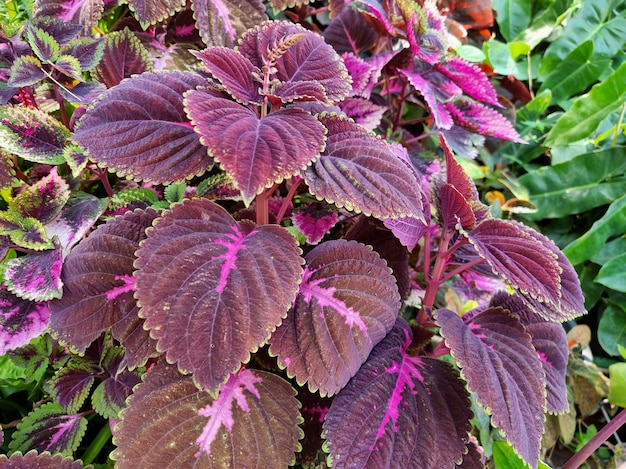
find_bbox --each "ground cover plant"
[0,0,597,467]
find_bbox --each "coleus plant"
[0,2,585,469]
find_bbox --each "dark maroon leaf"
[272,80,329,104]
[323,318,472,468]
[73,71,211,184]
[192,0,267,48]
[91,28,153,88]
[92,347,142,418]
[436,307,546,469]
[322,8,378,55]
[381,215,428,252]
[439,183,476,231]
[135,199,304,394]
[269,240,400,396]
[437,56,500,107]
[4,243,63,301]
[49,209,159,366]
[10,169,69,224]
[303,114,425,220]
[442,133,480,203]
[457,436,485,468]
[126,0,185,27]
[185,92,325,205]
[341,53,387,99]
[0,286,50,354]
[113,363,301,468]
[0,450,87,469]
[58,81,106,105]
[291,204,338,245]
[49,363,97,414]
[445,100,525,143]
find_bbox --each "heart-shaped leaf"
[135,199,304,394]
[10,170,70,224]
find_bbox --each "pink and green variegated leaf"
[49,363,97,414]
[49,209,159,365]
[291,204,338,245]
[238,21,351,104]
[7,55,47,88]
[0,106,69,165]
[436,307,546,469]
[10,170,70,224]
[73,71,211,184]
[437,57,500,107]
[0,286,50,354]
[193,48,260,103]
[91,28,153,88]
[459,218,562,311]
[490,291,568,414]
[185,92,325,205]
[33,0,104,34]
[445,100,525,143]
[62,37,105,71]
[302,114,425,220]
[8,402,87,456]
[26,24,60,63]
[338,98,387,131]
[113,363,301,468]
[323,318,472,468]
[269,240,400,396]
[0,450,88,468]
[3,243,63,301]
[126,0,185,27]
[135,199,304,394]
[92,347,141,418]
[398,67,454,129]
[0,212,54,251]
[192,0,267,48]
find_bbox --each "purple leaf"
[92,347,142,418]
[382,215,428,251]
[441,134,482,205]
[26,24,60,63]
[398,67,454,129]
[8,402,87,456]
[238,21,351,104]
[0,154,14,190]
[62,37,105,71]
[338,97,387,130]
[291,204,338,245]
[439,183,476,231]
[0,286,50,354]
[73,71,211,184]
[10,169,70,224]
[135,199,304,394]
[49,363,97,414]
[28,17,83,46]
[272,80,329,104]
[436,307,546,468]
[437,56,500,107]
[490,291,569,413]
[323,318,472,468]
[33,0,104,34]
[3,243,63,301]
[0,451,88,468]
[51,55,82,81]
[91,28,153,88]
[322,8,378,55]
[269,240,400,396]
[49,209,159,367]
[126,0,185,27]
[445,100,525,143]
[7,56,47,87]
[192,0,267,48]
[185,93,325,205]
[113,363,301,468]
[341,53,387,99]
[303,114,426,220]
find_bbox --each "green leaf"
[598,302,626,356]
[538,41,611,104]
[164,181,186,203]
[7,55,46,88]
[519,147,626,220]
[109,187,160,210]
[563,194,626,265]
[592,237,626,265]
[492,0,531,42]
[26,24,60,63]
[517,90,552,122]
[609,362,626,407]
[595,253,626,293]
[492,440,551,469]
[484,40,521,75]
[545,61,626,147]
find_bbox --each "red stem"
[275,178,302,225]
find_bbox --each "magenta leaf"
[91,28,152,88]
[291,204,338,245]
[398,66,454,129]
[113,363,301,468]
[192,0,267,48]
[33,0,104,33]
[185,92,325,205]
[3,243,63,301]
[73,71,210,184]
[338,97,387,131]
[302,114,426,220]
[437,56,500,107]
[49,363,97,414]
[0,286,50,355]
[445,100,525,143]
[436,307,546,468]
[489,291,569,413]
[269,240,400,396]
[135,199,304,394]
[0,451,87,468]
[341,53,387,99]
[10,170,70,224]
[49,209,159,367]
[8,402,87,456]
[323,318,472,468]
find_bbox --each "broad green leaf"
[538,41,611,104]
[517,90,552,122]
[609,362,626,408]
[492,440,551,469]
[592,237,626,265]
[484,40,521,76]
[563,194,626,265]
[595,253,626,293]
[518,147,626,219]
[492,0,531,41]
[545,62,626,147]
[598,302,626,356]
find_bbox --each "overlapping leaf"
[0,451,87,469]
[323,318,472,468]
[437,56,500,107]
[3,243,64,301]
[113,363,301,468]
[33,0,104,33]
[135,199,304,394]
[73,71,210,184]
[269,240,400,396]
[49,209,159,367]
[192,0,267,48]
[291,204,338,245]
[436,307,546,468]
[49,363,97,414]
[8,56,47,88]
[0,286,50,354]
[302,114,425,220]
[126,0,185,27]
[446,100,525,143]
[10,170,70,224]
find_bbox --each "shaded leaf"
[596,253,626,293]
[51,55,82,81]
[291,204,338,245]
[113,363,301,468]
[439,183,476,231]
[26,24,60,63]
[598,302,626,357]
[62,37,105,71]
[322,8,378,54]
[492,0,531,41]
[92,347,141,418]
[73,71,210,184]
[0,450,87,469]
[323,318,472,468]
[135,199,304,394]
[192,0,267,48]
[398,66,454,129]
[3,243,64,301]
[0,286,50,355]
[381,215,428,252]
[338,97,387,131]
[296,390,332,467]
[0,212,54,251]
[269,240,399,396]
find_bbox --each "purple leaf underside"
[126,0,185,26]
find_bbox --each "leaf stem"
[422,231,453,310]
[612,102,626,147]
[81,422,112,465]
[275,178,301,224]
